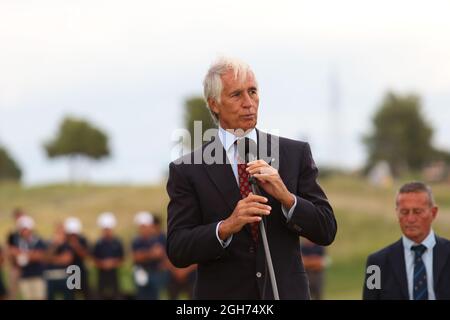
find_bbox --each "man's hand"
[68,236,80,248]
[246,160,295,209]
[218,193,271,240]
[149,244,165,259]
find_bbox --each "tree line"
[1,92,449,182]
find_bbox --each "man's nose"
[242,92,255,108]
[406,213,417,223]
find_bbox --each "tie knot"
[411,244,427,257]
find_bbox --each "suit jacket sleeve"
[286,142,337,245]
[166,162,225,268]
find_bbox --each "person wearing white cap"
[9,215,47,300]
[5,208,25,299]
[131,212,168,300]
[44,223,75,300]
[93,212,124,299]
[64,217,82,235]
[134,211,154,227]
[64,217,91,299]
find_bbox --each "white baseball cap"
[97,212,117,229]
[64,217,82,234]
[134,211,154,226]
[16,215,35,230]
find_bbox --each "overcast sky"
[1,0,449,185]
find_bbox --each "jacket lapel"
[388,239,409,299]
[204,136,242,213]
[433,236,449,293]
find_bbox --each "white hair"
[203,57,257,123]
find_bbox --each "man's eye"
[249,89,257,95]
[400,209,409,215]
[231,92,240,97]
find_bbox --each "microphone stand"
[249,176,280,300]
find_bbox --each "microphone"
[237,138,261,195]
[235,137,280,299]
[236,137,260,192]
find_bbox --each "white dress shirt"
[215,126,297,247]
[402,230,436,300]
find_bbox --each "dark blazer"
[166,130,337,299]
[363,236,450,300]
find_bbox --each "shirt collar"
[402,229,436,251]
[218,126,258,152]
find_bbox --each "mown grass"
[1,176,449,299]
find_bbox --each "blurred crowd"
[0,208,196,300]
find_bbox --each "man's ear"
[208,98,219,115]
[431,206,438,220]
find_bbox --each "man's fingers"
[243,193,268,203]
[246,160,270,169]
[248,166,276,176]
[239,215,262,224]
[253,173,275,181]
[241,202,271,212]
[241,206,271,216]
[242,206,272,215]
[246,165,269,175]
[248,216,262,223]
[247,160,268,166]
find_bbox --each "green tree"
[183,96,217,149]
[0,145,22,181]
[44,117,110,181]
[364,92,450,176]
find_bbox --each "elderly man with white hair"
[167,57,336,299]
[93,212,124,300]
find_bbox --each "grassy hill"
[1,176,449,299]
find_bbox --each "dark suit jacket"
[363,236,450,300]
[166,130,337,299]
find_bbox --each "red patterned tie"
[238,163,259,243]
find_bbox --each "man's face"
[102,228,114,239]
[138,224,155,238]
[209,69,259,131]
[20,228,32,240]
[396,192,438,243]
